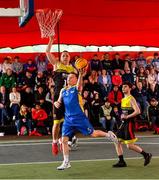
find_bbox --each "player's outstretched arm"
[46,36,58,65]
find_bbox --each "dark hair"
[122,81,133,88]
[14,56,20,59]
[154,52,158,56]
[70,72,78,78]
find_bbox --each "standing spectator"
[136,52,147,68]
[108,85,123,107]
[35,53,48,73]
[90,54,102,72]
[9,87,21,120]
[91,92,103,127]
[15,105,32,136]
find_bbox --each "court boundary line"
[0,156,158,166]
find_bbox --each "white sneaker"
[57,161,71,170]
[108,131,118,144]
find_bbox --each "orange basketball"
[75,58,88,70]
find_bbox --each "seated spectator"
[90,54,102,72]
[101,53,112,72]
[21,86,35,109]
[100,99,115,131]
[9,87,21,120]
[0,68,16,93]
[136,52,147,68]
[148,98,159,134]
[21,71,35,91]
[46,75,55,90]
[122,68,134,84]
[124,53,132,69]
[136,66,147,88]
[130,60,138,82]
[111,53,124,70]
[15,105,32,136]
[151,52,159,73]
[12,56,23,76]
[98,69,112,97]
[31,103,49,135]
[108,85,123,107]
[111,69,122,87]
[34,71,46,91]
[34,86,46,104]
[147,67,157,89]
[23,59,37,75]
[2,56,13,73]
[147,84,159,102]
[111,106,121,131]
[0,86,10,126]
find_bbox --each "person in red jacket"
[112,69,122,87]
[31,102,49,136]
[108,85,123,107]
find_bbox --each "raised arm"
[46,36,59,65]
[76,69,84,92]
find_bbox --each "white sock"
[64,155,69,162]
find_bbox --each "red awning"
[0,0,159,48]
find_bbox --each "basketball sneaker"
[108,131,118,144]
[144,153,152,166]
[52,143,59,156]
[57,161,71,170]
[113,161,127,168]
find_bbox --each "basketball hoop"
[36,9,63,38]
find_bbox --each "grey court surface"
[0,135,158,165]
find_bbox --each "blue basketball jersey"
[62,86,84,117]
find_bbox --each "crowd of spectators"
[0,52,159,136]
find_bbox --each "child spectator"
[35,53,48,73]
[15,105,32,136]
[31,103,49,135]
[108,85,123,107]
[112,69,122,87]
[148,98,159,134]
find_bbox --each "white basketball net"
[36,9,63,38]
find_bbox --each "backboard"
[0,0,34,27]
[19,0,34,27]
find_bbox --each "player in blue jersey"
[54,69,118,170]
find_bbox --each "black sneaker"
[144,153,152,166]
[113,161,127,168]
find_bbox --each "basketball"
[75,58,88,70]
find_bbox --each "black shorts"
[117,120,138,144]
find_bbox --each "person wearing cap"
[111,69,122,87]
